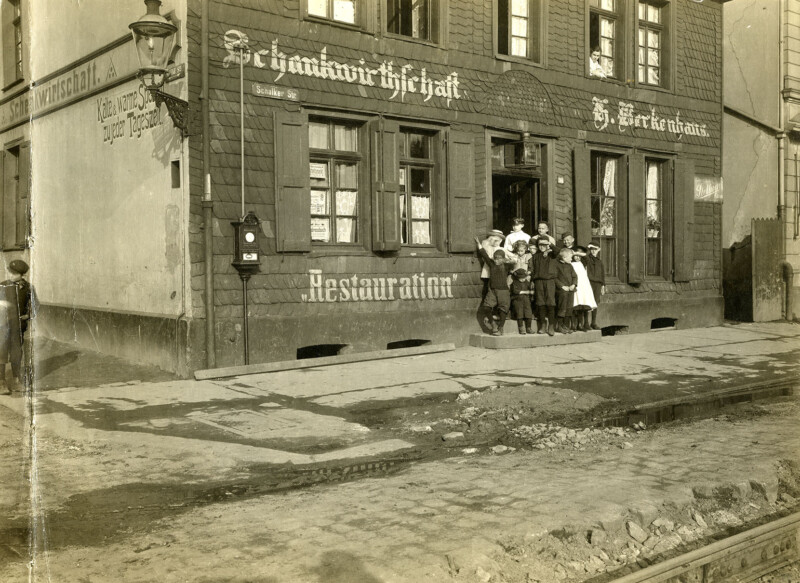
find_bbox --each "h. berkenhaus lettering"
[302,270,457,303]
[223,30,462,106]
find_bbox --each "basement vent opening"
[387,339,431,350]
[601,325,629,337]
[651,318,677,330]
[296,344,350,360]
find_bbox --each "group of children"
[476,218,605,337]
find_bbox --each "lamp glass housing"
[129,0,177,89]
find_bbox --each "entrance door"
[492,175,541,235]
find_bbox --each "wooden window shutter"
[2,1,16,86]
[447,131,475,252]
[370,118,401,251]
[2,148,16,249]
[274,109,311,252]
[573,144,591,247]
[627,153,645,284]
[15,142,28,247]
[673,159,695,282]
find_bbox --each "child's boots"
[536,308,546,334]
[590,309,600,330]
[524,318,533,334]
[518,320,526,335]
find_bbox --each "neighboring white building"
[723,0,800,322]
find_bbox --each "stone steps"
[469,329,602,349]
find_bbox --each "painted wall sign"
[96,85,162,145]
[695,176,723,202]
[591,97,710,139]
[223,31,462,106]
[0,38,140,131]
[251,82,299,101]
[301,269,458,303]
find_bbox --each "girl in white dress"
[571,246,597,332]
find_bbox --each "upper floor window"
[1,142,30,250]
[589,0,618,79]
[399,130,435,246]
[590,152,619,278]
[637,0,667,87]
[309,119,362,244]
[497,0,542,62]
[387,0,439,42]
[2,0,23,86]
[308,0,356,24]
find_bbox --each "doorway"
[491,174,541,235]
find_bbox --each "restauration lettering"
[302,270,458,303]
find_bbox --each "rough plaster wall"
[722,116,778,247]
[723,0,780,127]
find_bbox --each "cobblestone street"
[5,394,798,583]
[1,323,799,582]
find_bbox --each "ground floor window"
[644,158,665,277]
[590,151,619,278]
[575,145,694,284]
[309,119,362,244]
[274,111,475,254]
[399,130,435,246]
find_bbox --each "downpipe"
[201,0,216,368]
[782,261,794,321]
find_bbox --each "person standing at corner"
[0,260,35,395]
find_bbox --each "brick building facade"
[3,0,726,375]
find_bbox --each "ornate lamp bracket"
[151,88,189,136]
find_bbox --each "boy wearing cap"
[0,260,34,394]
[530,238,556,335]
[585,243,606,330]
[475,237,514,335]
[510,268,534,334]
[553,248,578,334]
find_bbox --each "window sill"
[633,81,673,95]
[2,78,25,93]
[495,53,544,68]
[586,74,628,86]
[383,32,440,49]
[303,15,365,33]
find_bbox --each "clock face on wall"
[244,232,256,243]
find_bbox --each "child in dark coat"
[476,237,514,335]
[585,243,605,330]
[553,248,577,334]
[530,239,556,335]
[0,260,34,394]
[510,268,533,335]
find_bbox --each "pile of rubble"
[511,423,637,451]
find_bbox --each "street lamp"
[129,0,188,134]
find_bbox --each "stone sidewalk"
[1,321,797,470]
